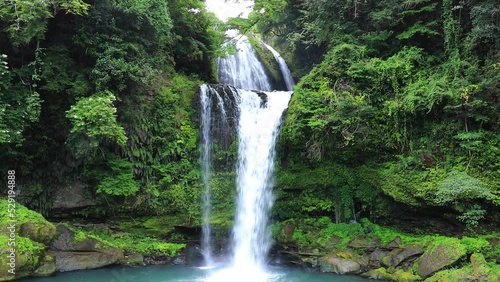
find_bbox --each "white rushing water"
[201,1,296,278]
[200,84,233,266]
[217,35,273,91]
[204,89,292,282]
[232,90,292,269]
[199,84,214,266]
[263,43,295,91]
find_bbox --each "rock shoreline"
[1,199,498,282]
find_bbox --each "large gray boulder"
[55,249,123,272]
[347,236,381,250]
[51,225,124,272]
[51,181,95,212]
[319,254,362,275]
[366,249,388,268]
[381,244,424,267]
[416,239,466,278]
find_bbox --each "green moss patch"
[67,225,185,257]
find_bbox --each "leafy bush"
[67,91,127,158]
[434,171,495,206]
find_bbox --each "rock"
[362,268,421,281]
[361,268,394,280]
[416,239,467,278]
[0,200,57,281]
[277,222,296,243]
[347,235,381,250]
[122,253,144,266]
[381,244,424,267]
[55,249,123,272]
[185,244,204,266]
[324,235,343,252]
[33,251,56,277]
[172,256,186,265]
[319,255,361,275]
[50,224,124,272]
[386,236,402,249]
[51,225,100,251]
[51,181,95,211]
[366,249,388,268]
[20,222,56,245]
[470,253,489,277]
[269,250,302,267]
[144,255,173,265]
[303,257,319,269]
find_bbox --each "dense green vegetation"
[0,0,228,219]
[242,0,500,232]
[1,0,499,280]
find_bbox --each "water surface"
[20,265,368,282]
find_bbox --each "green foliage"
[278,217,366,251]
[74,0,174,92]
[461,237,492,254]
[66,91,127,158]
[271,0,499,233]
[469,0,500,54]
[0,0,89,45]
[167,0,226,80]
[116,74,203,219]
[434,171,495,206]
[0,55,42,144]
[274,162,373,223]
[69,222,186,256]
[0,199,55,230]
[94,154,138,197]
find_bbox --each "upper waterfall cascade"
[263,42,295,91]
[216,35,273,91]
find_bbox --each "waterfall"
[200,84,236,266]
[200,3,295,276]
[201,86,292,281]
[263,43,295,91]
[217,35,273,91]
[200,84,214,266]
[232,90,292,271]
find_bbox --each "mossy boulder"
[319,256,361,275]
[366,249,388,268]
[347,235,381,250]
[471,253,490,277]
[19,223,56,245]
[425,258,500,282]
[0,199,56,245]
[121,253,144,265]
[386,236,402,249]
[33,251,56,277]
[0,200,57,281]
[362,267,394,280]
[51,224,124,272]
[0,235,45,281]
[319,250,364,274]
[362,267,421,281]
[416,238,467,278]
[381,244,424,267]
[113,216,184,239]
